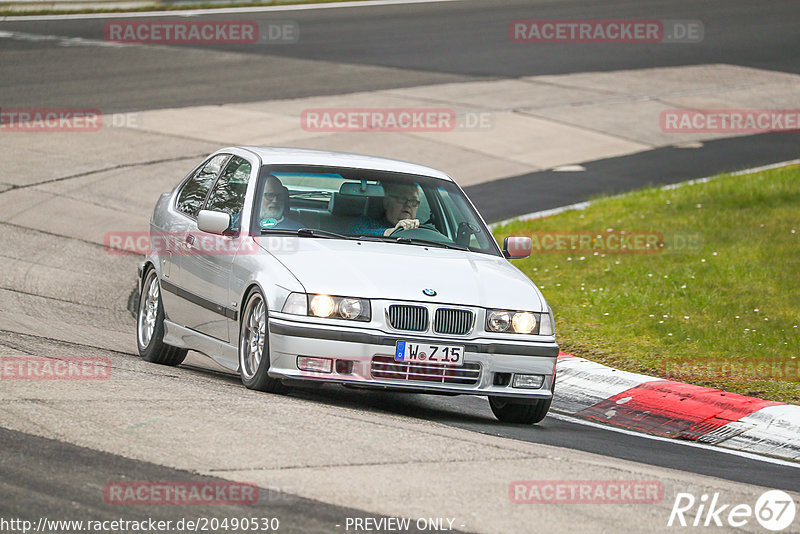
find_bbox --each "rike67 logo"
[668,490,796,531]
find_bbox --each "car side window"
[204,156,253,229]
[176,154,229,218]
[437,187,493,250]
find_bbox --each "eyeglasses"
[388,195,420,208]
[262,192,280,201]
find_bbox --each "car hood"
[255,237,545,311]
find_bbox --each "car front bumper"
[267,315,558,401]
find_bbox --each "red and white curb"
[553,353,800,462]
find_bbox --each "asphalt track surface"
[1,0,798,222]
[0,426,448,534]
[283,382,800,493]
[1,0,799,531]
[0,0,798,110]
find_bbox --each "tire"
[489,396,551,424]
[238,288,288,394]
[136,267,187,366]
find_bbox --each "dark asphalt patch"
[0,426,470,534]
[467,131,800,222]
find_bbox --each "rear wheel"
[489,397,551,424]
[238,288,288,393]
[136,268,187,366]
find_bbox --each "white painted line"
[661,158,800,190]
[671,141,704,149]
[491,158,800,228]
[552,164,586,172]
[0,0,466,21]
[729,158,800,175]
[547,412,800,470]
[489,201,591,229]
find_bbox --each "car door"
[178,154,255,343]
[162,153,231,329]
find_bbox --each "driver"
[350,183,421,237]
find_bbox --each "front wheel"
[238,288,288,394]
[489,397,551,424]
[136,268,187,366]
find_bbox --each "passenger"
[258,174,303,230]
[349,183,421,237]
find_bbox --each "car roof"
[233,146,454,182]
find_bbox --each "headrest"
[331,193,368,217]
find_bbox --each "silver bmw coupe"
[136,147,558,424]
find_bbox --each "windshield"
[250,165,501,256]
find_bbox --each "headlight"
[486,309,549,335]
[338,298,364,319]
[511,312,536,334]
[282,292,371,322]
[487,310,512,332]
[310,294,336,317]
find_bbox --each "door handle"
[186,234,196,249]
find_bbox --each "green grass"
[494,164,800,404]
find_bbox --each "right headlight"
[282,292,371,322]
[486,309,553,335]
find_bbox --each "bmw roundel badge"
[423,288,437,297]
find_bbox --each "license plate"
[394,341,464,367]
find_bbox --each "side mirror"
[197,210,231,235]
[503,236,532,259]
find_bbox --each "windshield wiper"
[260,227,348,238]
[297,228,352,239]
[393,237,469,251]
[361,234,467,250]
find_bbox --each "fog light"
[335,360,354,374]
[512,374,544,389]
[297,356,332,374]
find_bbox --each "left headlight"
[486,309,551,335]
[282,292,371,322]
